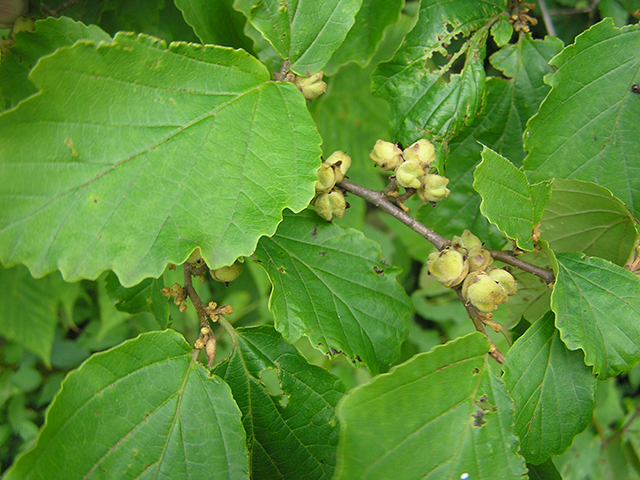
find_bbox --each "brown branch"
[339,180,449,250]
[454,288,505,364]
[183,264,209,329]
[42,0,83,17]
[489,250,555,285]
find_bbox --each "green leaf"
[4,330,249,480]
[233,0,363,75]
[0,33,322,287]
[174,0,253,50]
[254,210,411,375]
[104,271,169,328]
[0,17,112,109]
[527,458,563,480]
[524,19,640,218]
[213,326,346,480]
[415,35,562,244]
[371,0,504,144]
[539,178,639,266]
[323,0,404,74]
[0,265,80,366]
[504,311,596,465]
[474,146,552,251]
[333,332,527,479]
[551,252,640,379]
[490,14,513,47]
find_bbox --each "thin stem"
[183,264,208,328]
[454,288,505,364]
[489,250,555,285]
[601,405,640,451]
[217,315,238,350]
[538,0,557,37]
[339,180,449,250]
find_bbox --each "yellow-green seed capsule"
[315,163,336,193]
[395,161,425,189]
[314,190,346,222]
[487,268,518,296]
[462,271,508,312]
[211,263,244,283]
[369,140,403,171]
[403,139,436,168]
[427,248,469,287]
[417,173,450,203]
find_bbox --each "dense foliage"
[1,0,640,479]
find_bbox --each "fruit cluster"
[313,151,351,222]
[427,230,517,313]
[369,139,450,203]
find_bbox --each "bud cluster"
[313,150,351,222]
[369,139,450,204]
[427,230,518,313]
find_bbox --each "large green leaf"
[504,311,596,465]
[539,179,638,267]
[0,17,112,110]
[371,0,504,144]
[4,330,249,479]
[0,33,321,287]
[524,19,640,217]
[233,0,363,75]
[551,252,640,379]
[334,332,527,479]
[213,326,346,480]
[0,265,80,366]
[174,0,253,50]
[415,35,562,245]
[474,146,552,251]
[323,0,404,75]
[254,210,411,375]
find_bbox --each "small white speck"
[460,474,469,480]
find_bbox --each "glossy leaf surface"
[552,252,640,379]
[0,33,322,287]
[4,330,249,479]
[334,333,527,479]
[525,19,640,218]
[254,210,411,375]
[214,326,346,480]
[504,311,596,464]
[474,146,552,251]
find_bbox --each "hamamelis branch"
[339,179,557,365]
[338,179,555,285]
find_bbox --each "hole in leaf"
[260,367,285,398]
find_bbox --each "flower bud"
[210,262,243,283]
[487,268,517,296]
[294,72,326,100]
[205,337,217,367]
[395,161,425,189]
[369,140,403,171]
[467,246,493,272]
[315,163,336,193]
[417,173,450,203]
[314,190,346,222]
[427,248,469,287]
[462,271,508,313]
[403,139,435,168]
[325,150,351,183]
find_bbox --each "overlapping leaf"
[174,0,253,50]
[0,17,112,109]
[4,330,249,479]
[416,35,562,245]
[233,0,363,74]
[254,210,411,375]
[0,265,80,366]
[104,271,169,327]
[474,147,552,251]
[0,33,322,287]
[539,179,638,266]
[551,252,640,378]
[334,332,527,479]
[504,311,596,465]
[323,0,404,74]
[371,0,504,144]
[524,19,640,217]
[213,326,346,480]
